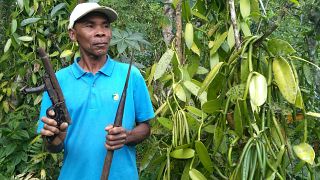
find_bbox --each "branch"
[229,0,241,50]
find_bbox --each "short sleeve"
[132,67,155,122]
[36,91,52,133]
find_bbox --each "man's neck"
[78,54,107,74]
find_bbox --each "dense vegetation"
[0,0,319,179]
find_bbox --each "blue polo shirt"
[37,56,154,180]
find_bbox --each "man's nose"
[95,27,107,37]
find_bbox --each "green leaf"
[241,54,250,83]
[170,148,195,159]
[4,144,17,156]
[16,130,30,139]
[203,125,215,134]
[32,73,37,85]
[240,0,251,19]
[303,64,314,85]
[295,87,304,109]
[195,140,213,172]
[198,62,224,96]
[191,43,200,56]
[34,95,42,106]
[20,17,41,26]
[4,39,12,53]
[191,10,208,21]
[183,81,207,103]
[157,117,173,130]
[227,25,235,49]
[182,161,191,180]
[139,144,158,172]
[293,143,315,165]
[182,1,192,21]
[11,19,17,34]
[187,54,200,78]
[2,101,9,113]
[117,41,127,54]
[125,39,140,50]
[17,0,24,10]
[306,112,320,118]
[202,98,222,114]
[185,23,194,49]
[18,36,33,42]
[186,106,206,118]
[240,22,252,37]
[209,52,219,69]
[172,0,179,9]
[250,0,260,21]
[49,51,60,57]
[173,83,187,102]
[273,57,298,104]
[189,168,207,180]
[234,100,243,137]
[51,3,66,17]
[210,32,228,54]
[267,39,296,56]
[214,125,224,153]
[60,50,73,58]
[154,49,174,80]
[289,0,300,6]
[249,72,267,107]
[196,66,208,75]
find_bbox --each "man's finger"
[41,117,57,126]
[106,139,126,146]
[43,124,60,134]
[108,127,126,135]
[60,122,68,131]
[106,133,127,141]
[105,124,114,131]
[105,143,125,151]
[40,129,55,136]
[48,110,55,117]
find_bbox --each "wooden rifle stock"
[37,48,71,143]
[100,59,133,180]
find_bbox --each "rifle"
[100,59,133,180]
[37,48,71,143]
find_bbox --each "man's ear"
[69,29,76,41]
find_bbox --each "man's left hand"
[105,125,128,150]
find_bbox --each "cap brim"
[86,7,118,23]
[68,6,118,29]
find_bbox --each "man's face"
[69,12,112,58]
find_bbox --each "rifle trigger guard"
[46,106,57,120]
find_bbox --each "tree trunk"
[162,0,174,46]
[175,0,184,64]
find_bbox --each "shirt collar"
[99,55,115,77]
[71,55,115,79]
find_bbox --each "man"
[37,3,154,180]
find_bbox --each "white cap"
[68,3,118,29]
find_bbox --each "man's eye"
[85,24,93,28]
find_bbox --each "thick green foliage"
[141,0,320,179]
[0,0,160,179]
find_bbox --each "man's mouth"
[93,42,108,46]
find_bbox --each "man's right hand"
[40,110,68,146]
